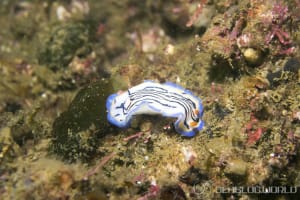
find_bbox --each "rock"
[38,23,92,70]
[0,127,21,164]
[224,159,248,182]
[179,167,208,186]
[159,184,187,200]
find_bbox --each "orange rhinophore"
[189,121,198,127]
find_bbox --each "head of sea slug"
[106,92,131,128]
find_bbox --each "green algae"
[0,0,300,199]
[50,79,114,162]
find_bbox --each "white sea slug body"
[106,81,204,137]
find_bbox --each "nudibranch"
[106,81,204,137]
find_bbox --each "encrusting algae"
[0,0,300,199]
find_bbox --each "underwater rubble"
[0,0,300,199]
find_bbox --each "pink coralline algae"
[245,115,265,145]
[263,1,295,55]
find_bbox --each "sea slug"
[106,81,204,137]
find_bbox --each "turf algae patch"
[50,79,113,162]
